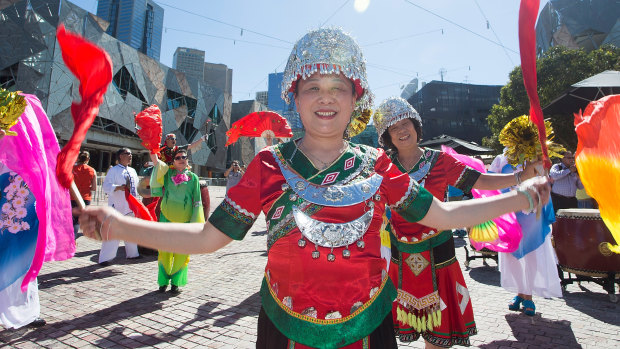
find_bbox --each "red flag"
[55,25,113,188]
[125,189,155,221]
[518,0,550,169]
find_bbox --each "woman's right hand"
[518,176,551,211]
[79,206,122,241]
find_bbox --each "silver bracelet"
[101,213,115,241]
[516,189,535,214]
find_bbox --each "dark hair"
[173,148,187,157]
[116,147,131,157]
[77,151,90,163]
[380,118,423,152]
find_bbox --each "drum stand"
[557,265,619,303]
[463,244,498,270]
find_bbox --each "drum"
[553,209,620,275]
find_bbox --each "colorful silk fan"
[574,94,620,254]
[225,111,293,146]
[135,105,163,155]
[55,24,113,189]
[519,0,550,169]
[442,146,523,252]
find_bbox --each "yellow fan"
[469,220,499,243]
[0,89,27,136]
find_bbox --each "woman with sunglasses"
[149,149,204,294]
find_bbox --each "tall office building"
[408,80,501,144]
[255,91,268,107]
[204,62,233,95]
[96,0,164,60]
[173,47,205,81]
[267,72,301,129]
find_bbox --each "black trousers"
[256,307,398,349]
[551,192,577,212]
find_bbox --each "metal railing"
[92,175,226,205]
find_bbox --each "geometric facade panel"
[0,0,232,173]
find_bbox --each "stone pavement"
[1,186,618,348]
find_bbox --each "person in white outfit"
[99,148,140,265]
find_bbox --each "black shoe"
[98,261,111,267]
[169,285,181,295]
[28,318,46,328]
[158,285,167,293]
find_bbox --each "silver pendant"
[312,250,320,259]
[342,248,351,258]
[327,252,335,262]
[356,240,365,249]
[298,238,306,248]
[293,206,373,248]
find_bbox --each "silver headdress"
[373,97,422,146]
[282,28,373,137]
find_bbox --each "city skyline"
[71,0,549,105]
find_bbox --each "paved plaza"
[1,186,618,348]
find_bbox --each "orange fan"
[574,94,620,254]
[225,111,293,146]
[135,105,163,155]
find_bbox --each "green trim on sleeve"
[260,276,397,349]
[208,201,255,240]
[395,186,433,223]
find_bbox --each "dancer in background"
[374,97,541,347]
[149,149,204,294]
[99,147,140,266]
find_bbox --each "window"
[112,66,148,110]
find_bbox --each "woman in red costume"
[374,97,540,348]
[79,29,550,348]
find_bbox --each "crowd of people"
[0,26,596,348]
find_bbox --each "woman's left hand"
[521,160,544,181]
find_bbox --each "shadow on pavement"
[479,313,582,349]
[218,250,267,259]
[251,230,267,236]
[466,265,501,287]
[2,291,177,346]
[562,286,620,325]
[38,264,123,289]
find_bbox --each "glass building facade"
[0,0,231,175]
[96,0,164,61]
[407,81,501,144]
[536,0,620,55]
[267,72,301,130]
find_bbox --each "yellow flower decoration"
[0,88,27,136]
[346,108,372,138]
[499,115,566,166]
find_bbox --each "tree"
[483,45,620,152]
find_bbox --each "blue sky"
[70,0,549,104]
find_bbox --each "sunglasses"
[121,152,132,156]
[175,155,188,160]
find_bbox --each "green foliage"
[484,44,620,152]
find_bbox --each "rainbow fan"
[442,146,522,252]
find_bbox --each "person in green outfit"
[149,149,204,294]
